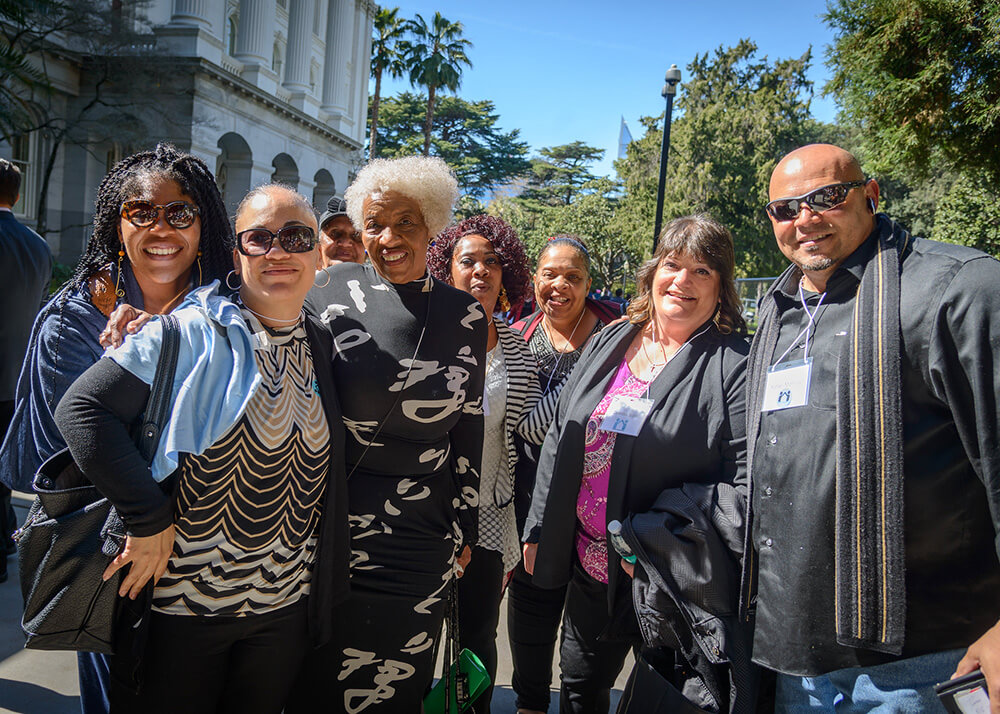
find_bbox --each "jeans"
[110,601,309,714]
[775,648,965,713]
[457,546,505,714]
[507,561,568,711]
[558,564,635,714]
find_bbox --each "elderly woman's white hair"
[345,156,459,238]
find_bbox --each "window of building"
[226,15,238,56]
[10,133,35,219]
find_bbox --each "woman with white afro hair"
[293,156,488,712]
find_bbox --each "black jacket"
[524,319,749,618]
[624,482,757,713]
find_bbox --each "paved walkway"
[0,494,631,713]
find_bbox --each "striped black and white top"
[152,312,330,617]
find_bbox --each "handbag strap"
[134,313,180,464]
[442,580,469,713]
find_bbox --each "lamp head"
[662,64,682,97]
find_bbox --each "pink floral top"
[576,358,652,583]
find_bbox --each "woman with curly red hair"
[428,215,550,714]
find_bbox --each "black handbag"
[616,650,711,714]
[15,313,181,653]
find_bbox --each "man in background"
[317,196,364,267]
[0,158,52,583]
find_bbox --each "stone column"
[233,0,275,67]
[351,0,373,142]
[283,0,314,94]
[169,0,214,30]
[321,0,354,116]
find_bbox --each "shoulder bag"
[14,313,180,653]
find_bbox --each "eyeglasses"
[121,200,200,229]
[765,181,866,222]
[236,225,317,256]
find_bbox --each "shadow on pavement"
[0,678,78,713]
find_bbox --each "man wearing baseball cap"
[318,196,364,266]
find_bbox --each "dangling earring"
[499,286,511,312]
[195,250,203,286]
[314,268,331,288]
[225,270,241,291]
[115,248,126,298]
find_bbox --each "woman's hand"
[99,303,153,348]
[620,559,635,578]
[523,543,538,575]
[455,545,472,578]
[103,524,175,600]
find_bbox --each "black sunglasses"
[236,225,317,256]
[121,200,200,229]
[765,181,866,222]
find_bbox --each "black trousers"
[456,546,504,714]
[558,565,635,714]
[1,399,15,581]
[109,600,309,714]
[506,561,568,711]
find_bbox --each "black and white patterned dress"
[306,263,487,712]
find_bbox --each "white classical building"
[2,0,373,262]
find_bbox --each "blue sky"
[375,0,842,177]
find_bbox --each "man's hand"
[954,619,1000,713]
[523,543,537,575]
[103,524,175,600]
[99,303,153,348]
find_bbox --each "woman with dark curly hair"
[523,215,751,713]
[427,215,551,713]
[0,143,233,713]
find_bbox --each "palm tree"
[405,12,472,156]
[368,7,407,159]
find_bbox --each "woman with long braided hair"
[0,142,233,713]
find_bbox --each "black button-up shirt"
[750,227,1000,676]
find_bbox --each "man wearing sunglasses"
[745,143,1000,712]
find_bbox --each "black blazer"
[525,319,749,608]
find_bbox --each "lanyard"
[772,280,826,365]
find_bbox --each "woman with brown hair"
[522,214,751,713]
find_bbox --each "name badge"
[600,396,653,436]
[761,358,812,412]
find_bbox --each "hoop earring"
[225,270,241,291]
[115,248,126,298]
[498,286,510,312]
[314,268,331,288]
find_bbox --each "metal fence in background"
[736,277,777,328]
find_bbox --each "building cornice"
[189,57,362,152]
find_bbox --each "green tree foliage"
[405,12,472,156]
[615,40,814,277]
[374,91,529,198]
[931,174,1000,257]
[825,0,1000,188]
[368,7,407,159]
[1,0,166,236]
[520,141,605,206]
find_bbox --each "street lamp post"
[653,64,682,253]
